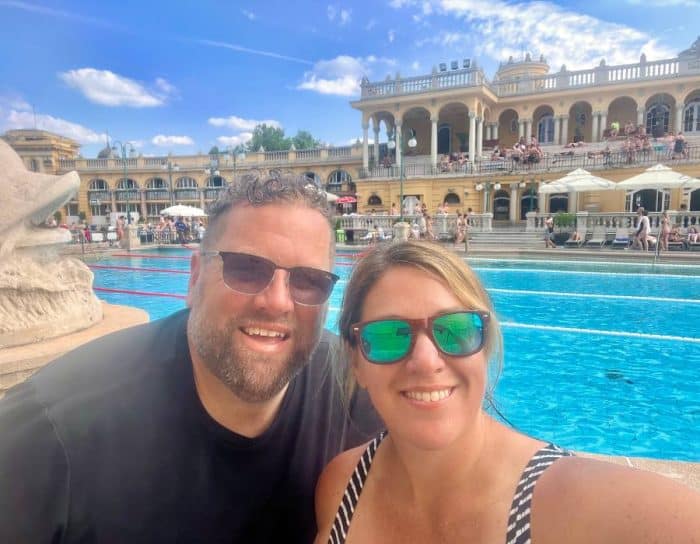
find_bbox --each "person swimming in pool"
[314,240,700,544]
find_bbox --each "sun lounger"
[585,226,607,248]
[564,231,586,248]
[611,228,631,249]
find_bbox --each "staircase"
[469,223,544,248]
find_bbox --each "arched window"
[304,172,320,186]
[537,115,555,144]
[89,179,108,191]
[684,99,700,133]
[116,178,138,190]
[549,193,569,214]
[207,175,225,187]
[444,193,460,205]
[646,103,670,137]
[493,189,510,221]
[146,177,167,189]
[437,124,451,155]
[176,177,198,188]
[367,195,382,206]
[327,170,352,184]
[625,189,669,212]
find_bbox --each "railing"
[56,145,364,173]
[360,144,700,180]
[113,190,138,201]
[362,56,686,100]
[144,190,169,201]
[296,149,321,160]
[361,67,486,98]
[526,211,700,234]
[338,213,494,236]
[174,189,199,200]
[87,190,111,201]
[204,188,225,199]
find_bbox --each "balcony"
[174,189,199,201]
[359,144,700,180]
[114,190,138,202]
[204,188,225,200]
[145,190,169,201]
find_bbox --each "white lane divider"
[501,321,700,344]
[489,288,700,305]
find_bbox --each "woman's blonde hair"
[338,240,503,403]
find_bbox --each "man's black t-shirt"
[0,309,381,543]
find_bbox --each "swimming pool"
[88,249,700,461]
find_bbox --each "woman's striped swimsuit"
[327,432,573,544]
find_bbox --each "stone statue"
[0,139,102,348]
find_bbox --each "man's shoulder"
[20,309,190,409]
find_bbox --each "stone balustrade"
[525,211,700,233]
[360,53,693,101]
[338,213,493,234]
[57,144,363,173]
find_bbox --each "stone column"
[600,112,608,140]
[510,184,518,222]
[525,119,532,140]
[493,123,499,141]
[431,116,438,170]
[553,116,561,146]
[395,122,402,169]
[468,112,476,164]
[362,123,369,170]
[637,107,645,128]
[518,119,525,139]
[373,125,380,165]
[561,115,569,145]
[675,104,684,133]
[591,113,599,143]
[476,117,483,160]
[140,191,147,221]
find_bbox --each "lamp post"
[519,178,538,214]
[224,147,246,185]
[112,140,135,224]
[161,159,180,207]
[387,128,417,225]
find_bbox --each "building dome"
[97,144,114,159]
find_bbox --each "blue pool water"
[88,249,700,461]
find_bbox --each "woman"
[315,241,700,543]
[660,211,671,251]
[544,215,556,248]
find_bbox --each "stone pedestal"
[393,221,410,242]
[120,224,141,250]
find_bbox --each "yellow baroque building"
[3,37,700,225]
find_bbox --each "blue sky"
[0,0,697,157]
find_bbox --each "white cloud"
[208,116,281,130]
[217,132,253,147]
[0,94,31,111]
[151,134,194,146]
[327,5,351,24]
[241,9,256,20]
[403,0,677,71]
[365,18,377,30]
[1,109,104,143]
[627,0,698,5]
[297,55,396,96]
[411,60,421,71]
[0,0,125,30]
[388,29,396,43]
[59,68,176,107]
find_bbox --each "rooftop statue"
[0,139,102,348]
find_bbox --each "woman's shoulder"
[314,441,373,541]
[531,455,700,543]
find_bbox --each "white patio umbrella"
[539,169,616,211]
[615,163,700,190]
[160,204,207,217]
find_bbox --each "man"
[0,171,381,542]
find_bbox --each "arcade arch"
[568,102,592,143]
[645,94,675,137]
[498,109,519,147]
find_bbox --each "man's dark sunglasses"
[201,251,339,306]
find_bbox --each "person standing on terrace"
[0,171,381,543]
[315,241,700,544]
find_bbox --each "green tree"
[208,146,220,156]
[292,130,321,150]
[246,124,291,152]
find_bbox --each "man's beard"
[188,305,324,403]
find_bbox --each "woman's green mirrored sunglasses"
[351,310,490,365]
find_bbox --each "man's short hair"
[202,169,334,250]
